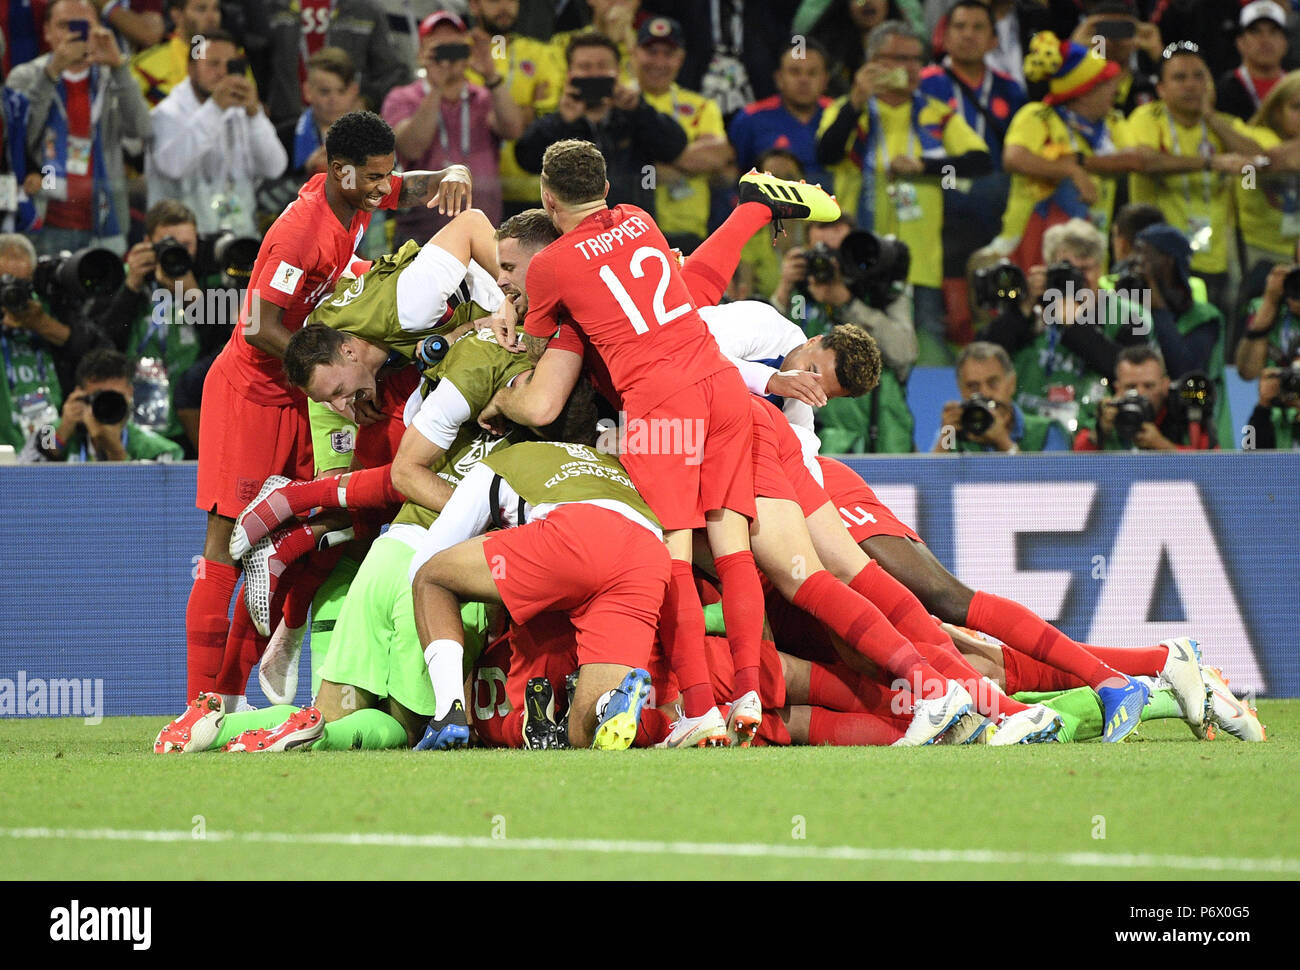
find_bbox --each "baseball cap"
[1240,0,1287,30]
[1135,223,1192,288]
[637,16,684,49]
[418,10,467,39]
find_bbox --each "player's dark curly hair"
[822,325,881,397]
[535,377,600,447]
[541,139,607,205]
[495,208,561,251]
[325,110,395,166]
[284,323,347,388]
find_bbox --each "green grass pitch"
[3,704,1297,881]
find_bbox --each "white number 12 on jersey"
[598,246,691,334]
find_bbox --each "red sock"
[919,634,1029,717]
[791,570,945,698]
[635,707,672,747]
[713,550,764,698]
[659,560,714,717]
[1077,644,1168,676]
[966,590,1126,689]
[849,561,952,651]
[185,558,239,699]
[344,464,404,508]
[807,707,905,746]
[215,591,269,695]
[807,662,867,713]
[273,522,317,567]
[283,544,345,629]
[1001,646,1083,694]
[849,562,1027,715]
[680,201,772,306]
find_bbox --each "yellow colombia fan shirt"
[642,83,725,241]
[819,94,987,290]
[1000,102,1133,247]
[1127,100,1264,275]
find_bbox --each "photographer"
[24,348,184,462]
[1126,223,1231,447]
[100,200,236,456]
[934,341,1068,453]
[773,215,917,453]
[147,29,287,235]
[0,233,109,453]
[1074,345,1216,451]
[1237,261,1300,381]
[1246,353,1300,449]
[515,31,688,217]
[978,218,1145,434]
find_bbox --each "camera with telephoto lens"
[0,274,35,311]
[1110,257,1145,293]
[1044,260,1089,295]
[1283,267,1300,303]
[960,394,998,438]
[1176,371,1215,426]
[1277,358,1300,399]
[200,231,260,288]
[152,236,193,278]
[1112,389,1155,446]
[87,389,130,426]
[804,242,840,284]
[972,260,1027,308]
[1,248,124,318]
[803,231,910,307]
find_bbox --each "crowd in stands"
[4,0,1300,462]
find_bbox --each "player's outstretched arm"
[398,164,473,214]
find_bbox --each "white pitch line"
[1,827,1297,874]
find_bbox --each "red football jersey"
[522,205,730,413]
[228,172,402,405]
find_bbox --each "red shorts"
[816,456,923,544]
[750,397,798,504]
[622,368,756,530]
[196,349,314,517]
[484,505,670,670]
[760,397,829,517]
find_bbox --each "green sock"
[1140,688,1182,721]
[703,601,726,636]
[311,708,409,750]
[309,555,360,698]
[210,705,301,750]
[1015,688,1103,743]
